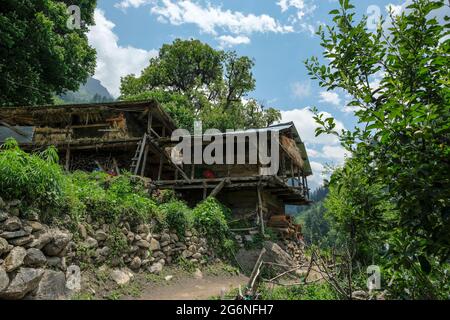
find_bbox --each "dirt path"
[131,274,249,300]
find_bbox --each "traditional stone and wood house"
[0,100,312,237]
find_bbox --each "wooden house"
[0,100,312,236]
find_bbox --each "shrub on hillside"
[159,200,192,238]
[0,138,64,217]
[192,197,235,255]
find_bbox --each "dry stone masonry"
[0,198,213,299]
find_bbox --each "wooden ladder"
[130,133,148,175]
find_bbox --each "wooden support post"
[305,177,309,198]
[65,147,71,171]
[191,164,195,180]
[257,185,265,236]
[147,111,153,135]
[158,154,163,180]
[140,145,149,177]
[203,181,207,199]
[209,178,229,198]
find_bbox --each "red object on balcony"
[202,169,215,179]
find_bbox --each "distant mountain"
[59,77,114,104]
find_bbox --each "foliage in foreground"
[306,0,450,299]
[259,283,338,300]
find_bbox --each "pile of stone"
[74,222,212,275]
[0,199,77,300]
[0,197,214,300]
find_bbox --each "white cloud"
[280,107,345,146]
[150,0,294,36]
[291,81,311,99]
[308,161,326,189]
[217,35,250,48]
[277,0,306,13]
[115,0,153,10]
[87,9,157,97]
[385,3,403,16]
[277,0,316,20]
[319,91,341,106]
[321,145,348,163]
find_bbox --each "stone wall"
[0,198,212,300]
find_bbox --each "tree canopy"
[120,39,281,131]
[0,0,97,106]
[306,0,449,299]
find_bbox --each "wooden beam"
[257,184,265,236]
[140,145,149,177]
[65,146,71,171]
[158,154,163,180]
[209,178,230,198]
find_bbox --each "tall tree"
[120,39,280,131]
[0,0,97,106]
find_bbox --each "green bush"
[0,138,64,220]
[159,200,192,238]
[192,197,235,256]
[65,171,160,225]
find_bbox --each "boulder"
[164,275,173,281]
[182,250,193,258]
[77,224,87,240]
[29,232,52,250]
[24,248,47,268]
[0,230,29,240]
[149,238,160,251]
[43,230,72,256]
[192,253,202,260]
[4,246,27,272]
[129,256,141,271]
[0,237,10,255]
[3,217,21,232]
[194,268,203,280]
[170,233,179,242]
[135,239,150,248]
[94,230,107,242]
[47,257,66,271]
[0,266,9,293]
[85,237,98,249]
[352,290,369,300]
[160,233,171,243]
[9,235,34,246]
[149,262,163,274]
[0,268,44,299]
[136,224,150,234]
[26,221,44,233]
[235,241,297,275]
[110,269,133,285]
[97,246,110,257]
[0,211,8,222]
[65,265,81,293]
[33,270,68,300]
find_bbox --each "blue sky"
[87,0,408,189]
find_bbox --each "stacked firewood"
[267,214,303,241]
